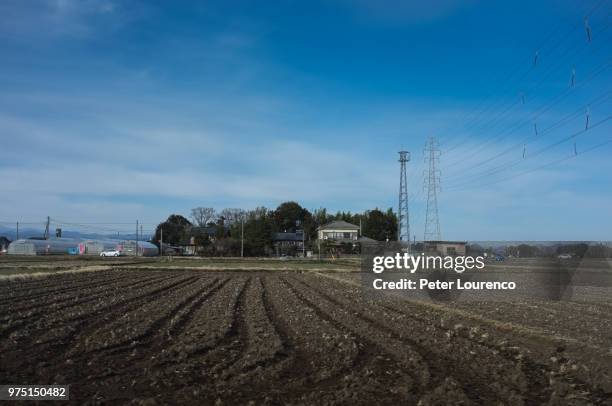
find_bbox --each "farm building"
[116,240,159,257]
[273,230,305,256]
[424,241,467,256]
[78,239,121,255]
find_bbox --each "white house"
[317,220,359,241]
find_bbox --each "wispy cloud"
[1,0,610,240]
[0,0,126,39]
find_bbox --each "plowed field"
[1,269,611,405]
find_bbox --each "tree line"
[466,242,612,258]
[153,201,397,256]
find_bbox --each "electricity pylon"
[424,137,441,241]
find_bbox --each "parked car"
[558,253,573,259]
[494,255,505,261]
[100,249,121,257]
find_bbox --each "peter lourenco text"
[372,253,486,274]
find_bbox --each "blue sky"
[0,0,611,240]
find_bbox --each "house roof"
[318,220,359,231]
[358,236,377,242]
[272,232,304,242]
[425,240,467,245]
[191,225,228,235]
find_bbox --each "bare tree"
[190,207,216,227]
[219,208,245,226]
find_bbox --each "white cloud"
[4,86,610,241]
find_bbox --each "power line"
[437,6,582,148]
[447,116,611,189]
[444,91,611,181]
[446,137,612,192]
[442,59,611,169]
[0,221,45,225]
[442,2,610,151]
[445,116,612,191]
[443,42,612,167]
[441,2,611,153]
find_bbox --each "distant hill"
[469,241,612,248]
[0,225,145,241]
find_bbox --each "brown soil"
[1,270,611,405]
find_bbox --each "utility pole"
[240,216,244,258]
[398,151,411,252]
[302,227,305,258]
[16,221,19,240]
[424,137,442,241]
[136,220,139,257]
[160,228,163,256]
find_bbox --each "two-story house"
[317,220,359,242]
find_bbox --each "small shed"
[424,241,467,256]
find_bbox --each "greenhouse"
[8,238,81,256]
[7,238,158,256]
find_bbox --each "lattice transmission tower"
[397,151,410,248]
[424,137,441,241]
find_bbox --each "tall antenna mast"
[424,137,441,241]
[44,216,50,240]
[398,151,410,250]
